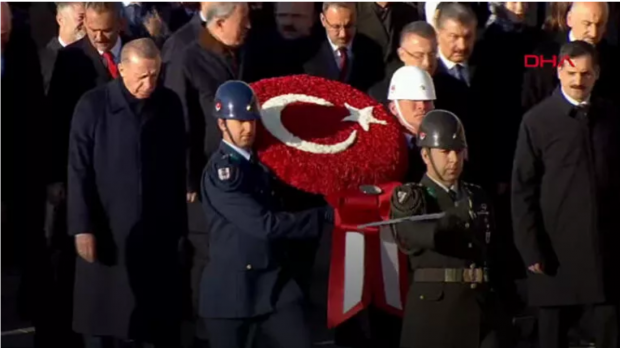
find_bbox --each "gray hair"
[436,3,477,29]
[84,2,122,19]
[322,2,355,13]
[205,2,243,22]
[400,21,437,45]
[120,38,160,63]
[56,2,83,13]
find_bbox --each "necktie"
[337,47,348,81]
[102,51,119,78]
[452,64,467,85]
[448,189,458,201]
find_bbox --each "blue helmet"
[213,81,261,121]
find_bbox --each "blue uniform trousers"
[205,303,311,348]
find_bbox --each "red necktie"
[337,47,348,81]
[102,51,119,78]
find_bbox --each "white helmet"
[387,66,436,101]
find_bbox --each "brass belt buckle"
[444,269,459,282]
[464,268,483,283]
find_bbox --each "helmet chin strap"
[224,120,243,149]
[425,148,456,187]
[395,101,418,135]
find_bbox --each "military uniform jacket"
[391,175,504,348]
[200,142,327,319]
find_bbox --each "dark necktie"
[337,47,348,81]
[448,188,458,201]
[574,104,590,123]
[102,51,119,78]
[452,64,467,85]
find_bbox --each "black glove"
[323,206,335,224]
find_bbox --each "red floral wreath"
[252,75,408,196]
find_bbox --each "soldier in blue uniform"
[199,80,334,348]
[390,110,512,348]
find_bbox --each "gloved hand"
[323,206,335,224]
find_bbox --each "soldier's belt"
[413,268,488,283]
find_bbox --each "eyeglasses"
[322,15,355,33]
[400,47,437,60]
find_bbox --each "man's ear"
[421,148,430,165]
[388,101,397,116]
[56,13,64,27]
[217,118,226,132]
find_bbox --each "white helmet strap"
[395,100,418,135]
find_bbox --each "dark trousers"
[205,303,311,348]
[333,306,401,348]
[83,335,179,348]
[538,304,618,348]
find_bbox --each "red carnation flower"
[251,75,408,196]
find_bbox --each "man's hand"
[528,263,544,274]
[75,234,96,263]
[187,192,197,203]
[497,182,509,195]
[47,182,66,206]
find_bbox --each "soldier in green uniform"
[390,110,511,348]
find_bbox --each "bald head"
[121,38,160,64]
[567,2,609,45]
[119,38,161,99]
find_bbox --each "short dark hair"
[559,40,600,68]
[436,3,477,29]
[400,21,436,45]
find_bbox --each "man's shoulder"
[523,93,559,123]
[391,182,427,215]
[204,149,248,193]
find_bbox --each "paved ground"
[1,231,593,348]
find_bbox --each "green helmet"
[416,109,467,151]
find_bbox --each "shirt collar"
[327,35,352,55]
[438,49,467,70]
[199,11,207,23]
[427,173,459,194]
[568,31,577,42]
[58,36,68,48]
[223,139,252,161]
[560,87,590,106]
[123,2,138,7]
[97,37,122,59]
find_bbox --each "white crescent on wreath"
[260,94,387,154]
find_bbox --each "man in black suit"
[433,3,487,188]
[161,2,211,67]
[355,2,419,65]
[303,2,383,93]
[164,3,250,346]
[39,2,84,94]
[48,2,128,187]
[522,2,619,112]
[369,20,437,103]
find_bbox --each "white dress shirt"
[97,38,122,64]
[58,37,69,48]
[327,36,353,70]
[560,88,591,106]
[223,140,252,161]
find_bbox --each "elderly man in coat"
[67,38,187,348]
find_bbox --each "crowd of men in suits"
[2,1,620,348]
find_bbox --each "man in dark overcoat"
[512,41,620,348]
[67,38,187,348]
[2,3,58,346]
[161,2,210,68]
[164,5,251,344]
[521,2,620,112]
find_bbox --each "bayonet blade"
[357,212,445,229]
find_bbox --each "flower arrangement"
[252,75,408,196]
